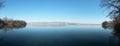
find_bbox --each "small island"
[0,17,27,28]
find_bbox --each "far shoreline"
[27,22,101,26]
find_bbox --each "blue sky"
[0,0,110,24]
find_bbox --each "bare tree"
[101,0,120,24]
[101,0,120,17]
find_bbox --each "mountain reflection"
[102,25,120,46]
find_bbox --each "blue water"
[0,25,117,46]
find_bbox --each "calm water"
[0,25,118,46]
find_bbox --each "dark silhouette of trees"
[101,0,120,18]
[101,1,120,45]
[101,0,120,27]
[0,0,4,28]
[0,19,4,28]
[102,21,108,29]
[0,17,27,29]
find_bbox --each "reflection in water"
[0,25,114,46]
[0,24,26,32]
[0,25,27,45]
[102,24,120,46]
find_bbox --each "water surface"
[0,25,117,46]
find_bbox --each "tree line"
[101,0,120,30]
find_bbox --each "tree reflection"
[0,24,26,32]
[102,24,120,46]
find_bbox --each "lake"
[0,25,119,46]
